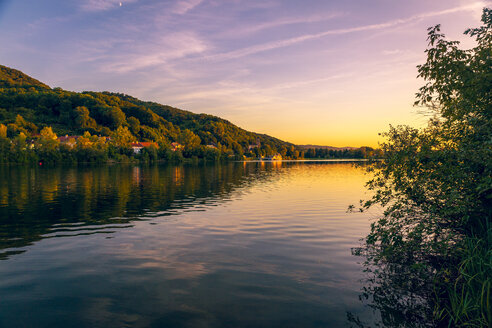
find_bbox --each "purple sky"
[0,0,488,146]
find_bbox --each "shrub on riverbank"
[354,8,491,327]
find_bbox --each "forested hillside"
[0,65,298,160]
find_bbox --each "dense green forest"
[0,65,310,163]
[351,8,491,327]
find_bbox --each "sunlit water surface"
[0,162,378,327]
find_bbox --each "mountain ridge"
[0,64,298,157]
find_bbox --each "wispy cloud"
[81,0,139,12]
[97,32,208,73]
[382,49,403,56]
[206,1,487,61]
[172,0,204,14]
[221,12,344,37]
[268,74,354,91]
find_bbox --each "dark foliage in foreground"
[350,8,491,328]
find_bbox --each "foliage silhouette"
[350,8,491,328]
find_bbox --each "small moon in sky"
[119,2,122,6]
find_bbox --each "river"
[0,161,379,327]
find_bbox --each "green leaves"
[356,8,492,327]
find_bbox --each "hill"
[0,64,297,158]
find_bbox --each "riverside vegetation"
[0,66,377,164]
[351,8,491,327]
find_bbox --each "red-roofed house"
[131,142,159,153]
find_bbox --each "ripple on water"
[0,162,376,327]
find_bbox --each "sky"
[0,0,488,147]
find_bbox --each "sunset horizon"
[0,0,487,147]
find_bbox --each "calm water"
[0,162,378,327]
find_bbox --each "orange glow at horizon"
[0,0,482,147]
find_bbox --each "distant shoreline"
[238,158,370,163]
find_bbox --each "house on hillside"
[131,142,159,154]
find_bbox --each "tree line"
[303,146,382,159]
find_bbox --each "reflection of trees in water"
[348,247,439,328]
[0,162,286,259]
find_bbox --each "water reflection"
[0,163,287,259]
[349,248,436,327]
[0,161,376,327]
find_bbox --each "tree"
[0,123,6,138]
[74,106,96,130]
[40,126,57,140]
[177,129,201,149]
[76,131,93,149]
[38,126,59,151]
[354,9,491,327]
[40,126,58,143]
[111,126,135,147]
[0,124,9,162]
[14,132,27,149]
[95,106,126,129]
[15,114,26,127]
[127,116,141,134]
